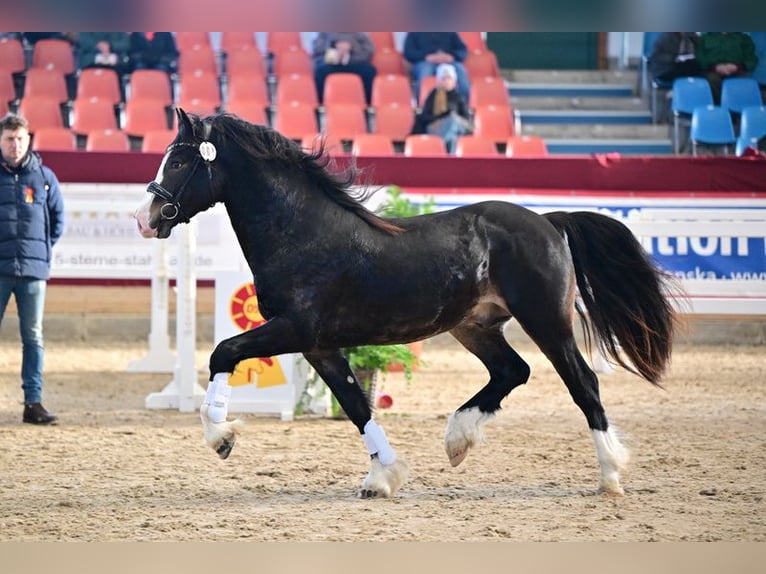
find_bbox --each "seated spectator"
[128,32,179,75]
[311,33,377,105]
[411,63,472,154]
[649,32,701,84]
[404,32,471,102]
[77,32,131,77]
[696,32,759,104]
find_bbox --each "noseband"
[146,135,218,222]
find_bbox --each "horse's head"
[135,108,222,239]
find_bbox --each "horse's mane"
[205,113,403,235]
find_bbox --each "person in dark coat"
[0,113,65,425]
[649,32,701,84]
[128,32,179,75]
[403,32,471,102]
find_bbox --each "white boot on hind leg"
[592,427,630,496]
[444,407,495,467]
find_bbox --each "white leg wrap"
[363,420,396,466]
[203,373,231,424]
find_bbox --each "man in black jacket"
[0,113,65,425]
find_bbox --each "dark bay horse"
[135,109,678,498]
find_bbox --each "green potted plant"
[331,344,418,418]
[376,185,436,218]
[295,343,418,419]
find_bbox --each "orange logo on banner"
[228,283,286,388]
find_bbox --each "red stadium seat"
[225,96,269,125]
[272,48,313,78]
[140,129,176,153]
[32,127,76,151]
[403,134,447,156]
[174,32,211,51]
[267,32,303,55]
[32,39,75,74]
[464,50,500,80]
[323,104,368,141]
[275,73,318,108]
[468,76,509,109]
[367,32,395,52]
[128,69,173,106]
[70,97,119,136]
[351,133,395,156]
[374,103,414,142]
[300,133,344,155]
[221,32,258,54]
[123,97,170,137]
[371,74,413,109]
[273,101,318,140]
[225,46,267,78]
[177,45,218,76]
[17,96,65,132]
[372,50,406,76]
[76,67,122,105]
[177,70,221,109]
[455,135,498,156]
[0,37,26,75]
[86,128,130,152]
[472,105,515,143]
[323,73,366,110]
[23,68,69,103]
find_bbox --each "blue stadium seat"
[672,77,714,154]
[690,105,736,156]
[720,77,763,115]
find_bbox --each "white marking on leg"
[592,427,630,495]
[444,407,495,467]
[200,373,244,457]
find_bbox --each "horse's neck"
[223,181,357,270]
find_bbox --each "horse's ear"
[176,108,193,139]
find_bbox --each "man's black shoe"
[22,403,58,425]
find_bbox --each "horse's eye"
[169,160,183,169]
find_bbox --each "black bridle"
[146,137,217,223]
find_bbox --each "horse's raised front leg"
[201,317,304,459]
[445,320,530,467]
[304,350,409,499]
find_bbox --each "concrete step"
[543,138,673,155]
[501,69,639,85]
[511,95,648,111]
[520,122,670,139]
[506,82,634,97]
[516,109,652,125]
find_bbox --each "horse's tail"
[544,211,681,385]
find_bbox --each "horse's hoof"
[599,479,625,497]
[216,438,235,459]
[358,489,380,499]
[447,447,468,467]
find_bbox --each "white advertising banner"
[52,183,247,279]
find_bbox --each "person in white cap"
[411,63,473,154]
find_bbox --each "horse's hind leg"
[517,312,629,495]
[445,319,531,467]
